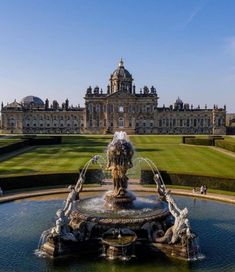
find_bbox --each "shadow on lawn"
[62,137,111,146]
[135,147,162,152]
[34,146,106,154]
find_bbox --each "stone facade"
[0,97,84,134]
[226,113,235,127]
[226,113,235,135]
[0,60,227,135]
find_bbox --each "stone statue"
[154,173,166,198]
[155,192,193,244]
[51,209,77,241]
[104,131,135,207]
[75,174,84,192]
[63,185,78,216]
[106,133,133,196]
[111,165,128,196]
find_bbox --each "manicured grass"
[0,135,235,179]
[130,135,235,178]
[0,136,111,176]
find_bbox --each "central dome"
[112,59,132,79]
[110,59,133,93]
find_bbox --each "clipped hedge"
[140,170,235,192]
[215,140,235,153]
[183,136,224,146]
[0,169,103,190]
[182,136,195,144]
[184,137,213,146]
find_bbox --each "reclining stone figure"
[155,193,193,244]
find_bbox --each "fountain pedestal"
[104,189,136,209]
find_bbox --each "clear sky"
[0,0,235,112]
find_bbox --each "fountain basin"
[70,196,170,226]
[1,194,235,271]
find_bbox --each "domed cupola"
[110,59,133,93]
[21,95,44,108]
[174,97,184,110]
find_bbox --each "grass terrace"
[131,136,235,178]
[0,135,112,176]
[0,135,235,179]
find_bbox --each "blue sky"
[0,0,235,112]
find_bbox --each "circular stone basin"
[72,196,169,225]
[1,194,235,271]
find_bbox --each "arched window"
[118,106,124,113]
[119,117,124,128]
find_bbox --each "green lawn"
[0,135,235,178]
[0,136,112,176]
[131,136,235,178]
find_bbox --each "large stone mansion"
[0,60,226,135]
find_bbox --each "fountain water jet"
[38,132,201,261]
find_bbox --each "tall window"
[118,106,124,113]
[119,117,124,128]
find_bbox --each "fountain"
[39,132,200,261]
